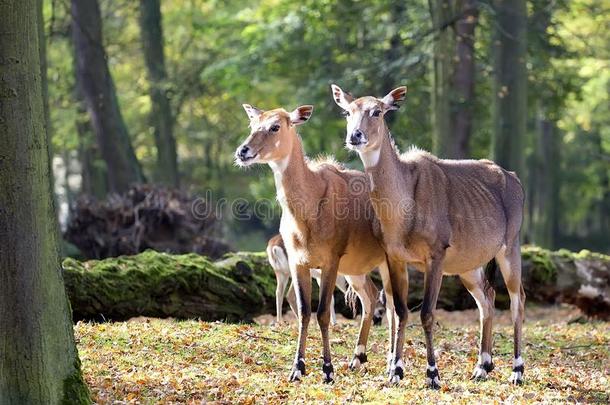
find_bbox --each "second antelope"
[332,84,526,388]
[267,233,348,325]
[267,234,387,325]
[236,104,396,383]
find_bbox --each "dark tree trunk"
[429,0,478,158]
[381,2,405,127]
[71,30,108,198]
[491,0,527,175]
[429,0,454,157]
[71,0,144,193]
[531,104,559,248]
[451,0,478,158]
[76,93,108,198]
[139,0,179,187]
[0,1,91,402]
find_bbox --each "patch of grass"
[76,307,609,403]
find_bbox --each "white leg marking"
[480,352,492,364]
[510,356,524,385]
[426,363,441,387]
[472,352,493,380]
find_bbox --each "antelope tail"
[484,258,498,293]
[344,285,359,318]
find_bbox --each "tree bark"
[138,0,179,187]
[63,247,610,322]
[381,2,405,127]
[71,31,108,199]
[429,0,454,157]
[451,0,478,158]
[491,0,527,175]
[0,1,91,402]
[428,0,479,159]
[71,0,144,193]
[429,0,478,159]
[530,104,559,248]
[76,93,108,198]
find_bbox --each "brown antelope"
[267,234,388,326]
[266,234,350,325]
[331,84,526,388]
[236,104,397,383]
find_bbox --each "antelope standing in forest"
[267,234,387,325]
[331,84,526,388]
[236,104,397,383]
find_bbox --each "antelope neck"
[268,130,314,216]
[360,127,401,192]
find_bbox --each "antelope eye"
[372,110,382,117]
[270,124,280,132]
[341,110,350,117]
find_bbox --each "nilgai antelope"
[331,84,526,388]
[267,234,350,325]
[235,104,396,383]
[267,234,387,326]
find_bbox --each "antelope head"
[331,84,407,161]
[235,104,314,166]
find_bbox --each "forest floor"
[75,305,609,404]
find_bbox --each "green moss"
[62,250,277,322]
[521,245,557,284]
[61,358,92,405]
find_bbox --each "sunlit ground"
[76,305,609,404]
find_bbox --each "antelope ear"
[242,104,263,120]
[330,84,354,110]
[381,86,407,110]
[290,105,314,126]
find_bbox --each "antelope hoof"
[322,362,334,383]
[349,353,368,371]
[289,358,306,382]
[388,359,404,384]
[426,366,441,390]
[509,357,524,385]
[471,360,494,381]
[509,366,524,385]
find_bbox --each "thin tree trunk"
[531,104,559,248]
[72,40,108,198]
[429,0,478,158]
[451,0,478,158]
[71,0,144,193]
[382,2,405,127]
[76,92,108,198]
[0,0,91,402]
[139,0,179,187]
[429,0,454,157]
[491,0,527,175]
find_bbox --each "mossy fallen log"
[62,246,610,322]
[62,251,275,322]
